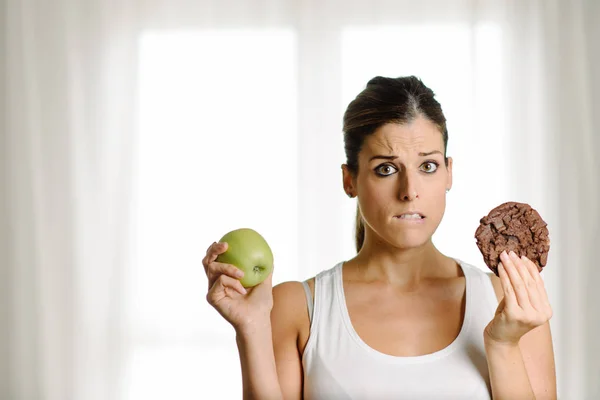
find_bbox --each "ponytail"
[354,203,365,253]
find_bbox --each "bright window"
[127,29,298,399]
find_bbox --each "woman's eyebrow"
[369,150,443,162]
[369,155,398,162]
[419,150,443,156]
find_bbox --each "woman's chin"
[388,234,432,250]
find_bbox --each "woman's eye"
[421,162,439,173]
[375,164,397,176]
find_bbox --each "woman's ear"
[341,164,356,197]
[445,157,453,191]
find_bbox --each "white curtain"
[1,1,598,399]
[540,1,600,397]
[1,1,139,399]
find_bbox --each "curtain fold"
[542,1,599,397]
[2,1,139,399]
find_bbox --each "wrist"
[483,324,522,348]
[235,317,272,339]
[484,332,519,349]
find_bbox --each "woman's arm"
[484,323,556,400]
[486,256,557,399]
[270,282,306,399]
[204,242,284,400]
[518,322,557,399]
[235,282,305,400]
[236,321,284,400]
[484,332,535,399]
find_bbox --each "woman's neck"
[346,239,458,289]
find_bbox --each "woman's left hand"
[484,250,553,345]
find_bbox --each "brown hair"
[343,76,449,253]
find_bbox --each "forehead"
[363,117,443,155]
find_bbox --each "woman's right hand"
[203,241,274,333]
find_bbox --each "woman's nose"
[398,171,418,201]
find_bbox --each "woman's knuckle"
[522,314,535,326]
[513,282,524,292]
[507,308,522,320]
[524,279,534,288]
[506,311,519,322]
[208,263,220,274]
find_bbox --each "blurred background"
[1,0,599,399]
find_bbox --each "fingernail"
[509,251,517,258]
[500,250,508,259]
[236,270,244,278]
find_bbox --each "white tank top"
[300,259,498,400]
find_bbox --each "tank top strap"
[302,262,342,352]
[301,281,314,323]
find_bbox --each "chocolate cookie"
[475,202,550,276]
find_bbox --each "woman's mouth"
[394,213,426,223]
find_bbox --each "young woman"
[203,76,557,399]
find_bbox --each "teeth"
[399,214,422,220]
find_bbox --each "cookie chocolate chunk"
[475,202,550,276]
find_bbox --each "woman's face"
[343,116,453,250]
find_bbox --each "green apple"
[215,228,274,288]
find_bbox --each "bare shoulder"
[270,280,314,399]
[272,281,306,307]
[272,278,314,309]
[272,278,314,354]
[271,279,314,330]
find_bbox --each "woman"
[203,76,557,399]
